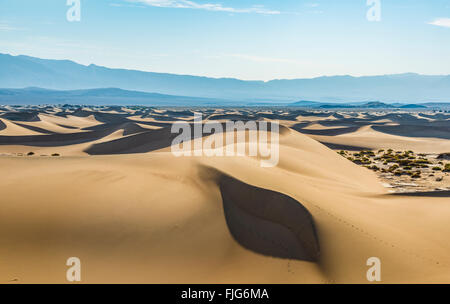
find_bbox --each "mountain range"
[1,53,450,104]
[0,87,229,106]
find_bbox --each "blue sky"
[0,0,449,80]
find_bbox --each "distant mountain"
[399,104,427,109]
[0,87,232,106]
[318,101,396,109]
[290,100,435,109]
[1,53,450,103]
[291,100,323,107]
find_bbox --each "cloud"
[128,0,280,14]
[428,18,450,28]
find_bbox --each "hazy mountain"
[1,53,450,103]
[0,87,232,106]
[291,100,323,107]
[289,100,436,109]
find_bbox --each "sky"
[0,0,449,81]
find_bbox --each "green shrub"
[414,159,430,164]
[398,160,412,166]
[444,164,450,172]
[411,172,421,178]
[388,165,399,172]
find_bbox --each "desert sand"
[0,106,449,283]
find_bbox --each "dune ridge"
[0,106,449,283]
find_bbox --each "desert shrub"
[444,164,450,172]
[381,155,393,162]
[411,172,421,178]
[432,166,442,171]
[398,160,412,166]
[414,159,430,164]
[388,165,399,172]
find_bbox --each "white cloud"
[428,18,450,28]
[128,0,280,14]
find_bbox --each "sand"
[0,107,449,283]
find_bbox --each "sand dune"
[0,106,449,283]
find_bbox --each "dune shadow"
[293,125,360,136]
[218,175,320,262]
[372,124,450,140]
[319,142,370,151]
[388,190,450,197]
[0,111,41,122]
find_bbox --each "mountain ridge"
[0,87,233,106]
[1,53,450,103]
